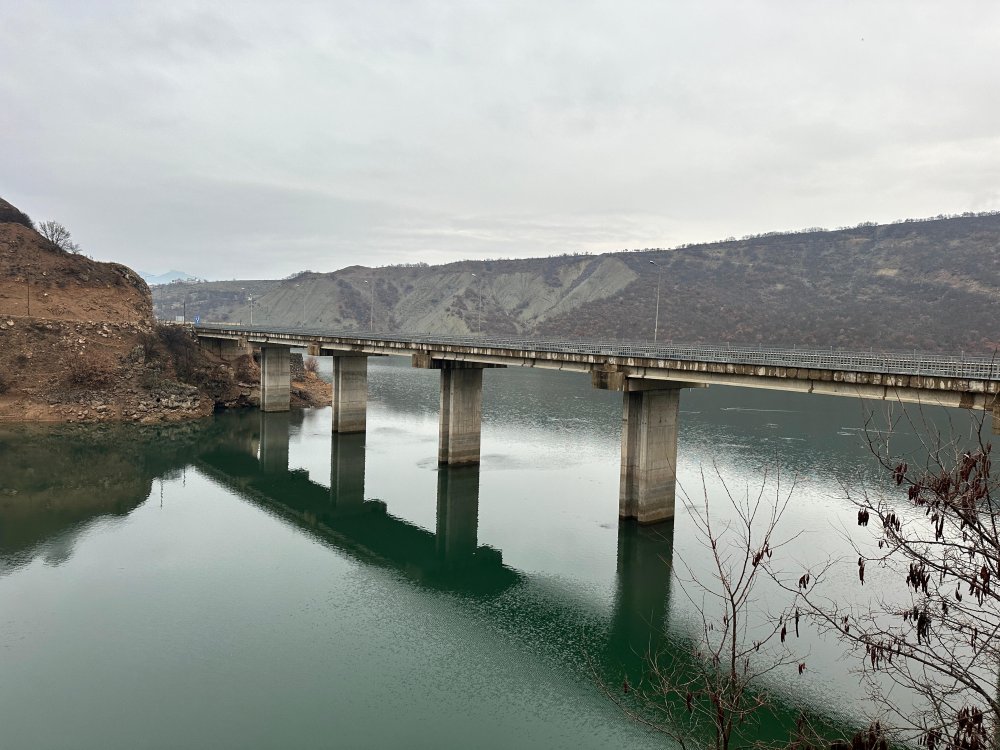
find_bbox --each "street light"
[363,279,374,332]
[648,260,663,343]
[471,273,483,336]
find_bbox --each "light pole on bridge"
[363,279,374,332]
[471,273,483,336]
[648,260,663,343]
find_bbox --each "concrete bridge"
[195,324,1000,525]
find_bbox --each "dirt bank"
[0,198,326,422]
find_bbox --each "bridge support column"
[619,386,682,524]
[438,368,483,465]
[259,411,290,473]
[413,354,501,466]
[331,356,368,433]
[260,345,291,412]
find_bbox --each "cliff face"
[0,198,263,423]
[153,213,1000,354]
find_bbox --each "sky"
[2,1,999,280]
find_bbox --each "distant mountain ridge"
[141,270,199,286]
[152,213,1000,354]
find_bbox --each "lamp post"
[649,260,663,343]
[363,279,374,332]
[248,293,254,326]
[471,273,483,336]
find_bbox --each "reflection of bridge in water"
[194,411,673,677]
[193,411,839,745]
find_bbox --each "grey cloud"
[2,1,999,279]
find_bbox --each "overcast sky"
[2,2,998,279]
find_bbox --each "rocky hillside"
[0,197,326,423]
[154,213,1000,354]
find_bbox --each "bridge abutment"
[260,345,291,412]
[202,336,249,362]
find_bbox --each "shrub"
[303,356,319,375]
[66,352,118,389]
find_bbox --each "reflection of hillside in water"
[0,419,243,574]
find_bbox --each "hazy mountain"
[152,213,1000,354]
[141,270,199,286]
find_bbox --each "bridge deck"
[193,324,1000,408]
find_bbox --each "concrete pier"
[438,368,484,465]
[412,354,491,466]
[331,433,366,509]
[436,466,480,564]
[259,411,290,473]
[332,356,368,433]
[260,346,291,412]
[619,386,681,524]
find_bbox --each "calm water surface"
[0,357,986,749]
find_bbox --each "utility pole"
[649,260,663,343]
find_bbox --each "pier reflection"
[0,412,677,707]
[198,414,518,596]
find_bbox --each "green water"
[0,357,986,749]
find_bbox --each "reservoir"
[0,356,979,749]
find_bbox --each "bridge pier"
[620,386,681,524]
[413,354,500,466]
[331,355,368,433]
[439,368,483,465]
[593,370,695,524]
[260,345,291,412]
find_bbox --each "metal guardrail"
[193,323,1000,382]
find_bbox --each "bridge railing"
[193,323,1000,382]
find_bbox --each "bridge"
[194,324,1000,524]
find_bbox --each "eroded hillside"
[153,213,1000,354]
[0,197,282,422]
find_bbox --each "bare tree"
[36,220,81,254]
[600,466,805,750]
[796,404,1000,750]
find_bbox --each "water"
[0,357,988,749]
